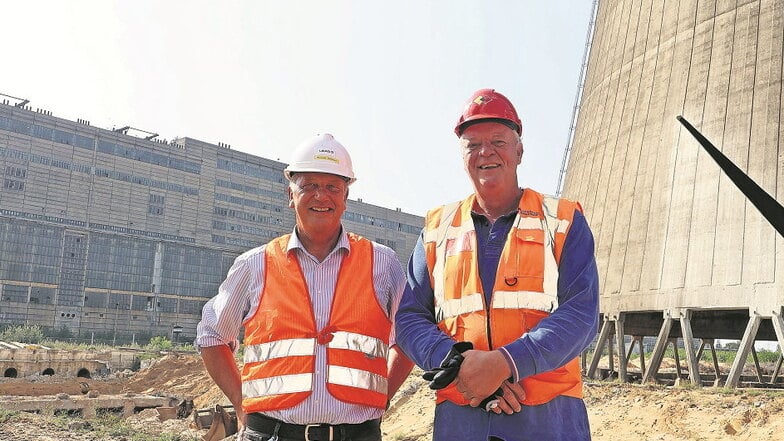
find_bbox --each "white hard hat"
[284,133,356,184]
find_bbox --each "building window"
[149,194,165,205]
[3,179,25,191]
[148,193,165,216]
[5,166,27,178]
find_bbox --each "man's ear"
[287,188,294,207]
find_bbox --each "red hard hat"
[454,88,522,137]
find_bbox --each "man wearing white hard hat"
[197,133,414,441]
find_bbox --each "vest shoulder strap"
[424,200,462,246]
[541,194,581,264]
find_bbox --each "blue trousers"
[432,397,591,441]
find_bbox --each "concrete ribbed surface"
[563,0,783,324]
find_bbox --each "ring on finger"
[485,399,500,412]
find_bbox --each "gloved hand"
[422,342,503,411]
[422,341,473,389]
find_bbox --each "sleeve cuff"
[498,347,520,382]
[432,339,458,370]
[194,337,238,353]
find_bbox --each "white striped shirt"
[195,228,406,424]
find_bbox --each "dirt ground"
[2,353,784,440]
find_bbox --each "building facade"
[0,98,423,344]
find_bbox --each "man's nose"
[312,185,327,198]
[478,141,494,155]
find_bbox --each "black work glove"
[422,342,503,411]
[422,341,473,389]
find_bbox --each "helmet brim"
[284,169,356,185]
[455,116,522,136]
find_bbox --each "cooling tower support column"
[725,311,762,388]
[642,310,673,384]
[678,310,700,386]
[770,313,784,385]
[587,316,613,379]
[627,336,646,376]
[613,314,627,382]
[642,311,673,384]
[586,313,630,381]
[723,309,784,388]
[642,309,701,386]
[773,311,784,362]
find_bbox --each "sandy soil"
[2,353,784,440]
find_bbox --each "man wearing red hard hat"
[396,89,599,440]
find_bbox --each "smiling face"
[460,121,523,193]
[288,172,349,241]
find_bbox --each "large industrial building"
[561,0,784,386]
[0,95,423,344]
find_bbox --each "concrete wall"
[563,0,784,329]
[0,348,143,378]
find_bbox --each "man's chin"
[474,177,504,188]
[302,218,341,228]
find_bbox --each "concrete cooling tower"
[560,0,784,387]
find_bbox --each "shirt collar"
[287,226,351,257]
[470,208,518,221]
[469,188,524,224]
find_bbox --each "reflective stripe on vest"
[328,366,388,395]
[325,330,389,397]
[241,233,390,412]
[244,338,317,363]
[424,189,583,406]
[328,331,389,359]
[243,373,313,398]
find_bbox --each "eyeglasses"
[463,139,512,152]
[294,181,346,195]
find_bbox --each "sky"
[2,1,595,217]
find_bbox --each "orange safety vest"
[423,189,583,406]
[241,233,390,412]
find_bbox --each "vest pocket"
[515,228,544,244]
[512,229,546,282]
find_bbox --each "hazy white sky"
[2,1,594,216]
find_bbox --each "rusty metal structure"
[560,0,784,387]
